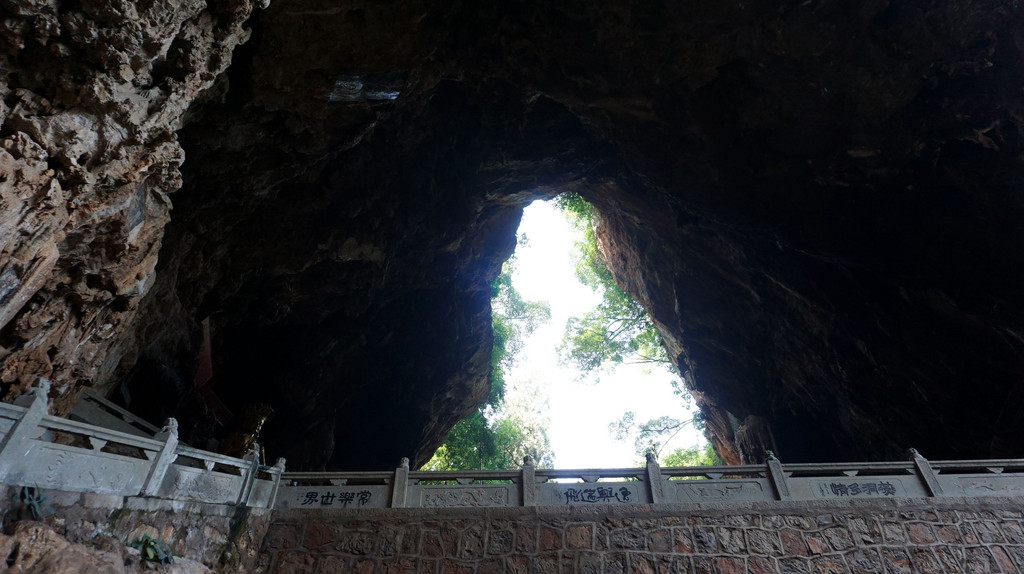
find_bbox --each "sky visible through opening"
[502,199,704,468]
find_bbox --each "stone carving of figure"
[220,403,274,463]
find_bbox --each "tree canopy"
[423,254,555,470]
[555,194,722,467]
[554,194,670,377]
[661,443,724,467]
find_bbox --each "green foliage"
[425,408,554,471]
[609,412,722,467]
[491,414,555,469]
[610,411,691,460]
[11,485,53,520]
[558,193,720,465]
[661,443,724,467]
[132,534,174,564]
[692,409,708,432]
[487,255,552,405]
[424,412,498,471]
[424,255,554,471]
[554,193,670,378]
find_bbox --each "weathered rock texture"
[259,497,1024,573]
[0,520,134,574]
[0,520,218,573]
[0,486,272,572]
[3,1,1024,468]
[0,0,262,412]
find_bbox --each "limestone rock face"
[0,521,127,574]
[0,520,209,573]
[0,0,261,412]
[3,0,1024,468]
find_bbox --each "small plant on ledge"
[131,534,175,565]
[10,485,54,521]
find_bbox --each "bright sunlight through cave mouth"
[426,197,712,471]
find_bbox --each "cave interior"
[1,0,1023,471]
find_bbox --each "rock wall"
[3,0,1024,470]
[0,0,263,412]
[259,498,1024,573]
[0,486,272,573]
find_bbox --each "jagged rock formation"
[0,0,261,413]
[0,520,212,573]
[2,0,1023,469]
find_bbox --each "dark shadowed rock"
[2,0,1023,469]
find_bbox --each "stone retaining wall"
[259,497,1024,573]
[0,485,273,572]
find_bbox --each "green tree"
[609,400,722,468]
[424,411,501,471]
[607,379,715,462]
[661,443,724,467]
[555,194,722,466]
[554,194,670,377]
[491,375,555,469]
[423,255,554,470]
[424,379,555,471]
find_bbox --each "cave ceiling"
[1,0,1023,470]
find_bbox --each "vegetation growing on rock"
[424,257,554,470]
[555,193,671,377]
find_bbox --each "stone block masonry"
[259,497,1024,573]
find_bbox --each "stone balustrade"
[0,378,285,508]
[69,390,162,438]
[3,376,1023,517]
[276,451,1024,511]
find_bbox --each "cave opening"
[427,196,706,471]
[24,5,1015,473]
[0,0,1023,505]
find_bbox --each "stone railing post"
[521,456,536,506]
[0,378,50,481]
[645,452,664,503]
[237,446,261,505]
[142,418,179,496]
[766,451,792,501]
[268,457,287,508]
[391,457,410,508]
[909,448,943,497]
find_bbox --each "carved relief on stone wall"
[420,487,509,508]
[169,468,240,503]
[676,480,767,502]
[959,476,1024,496]
[812,478,906,498]
[558,484,640,505]
[42,446,135,494]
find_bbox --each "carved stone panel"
[674,479,770,502]
[161,466,243,504]
[539,482,644,506]
[247,479,275,508]
[33,444,142,495]
[955,475,1024,496]
[276,485,389,510]
[807,477,910,499]
[418,486,511,508]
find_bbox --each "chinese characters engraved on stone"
[300,490,373,507]
[816,480,900,498]
[562,485,635,505]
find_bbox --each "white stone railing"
[276,451,1024,510]
[6,377,1021,513]
[0,379,285,508]
[69,390,162,438]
